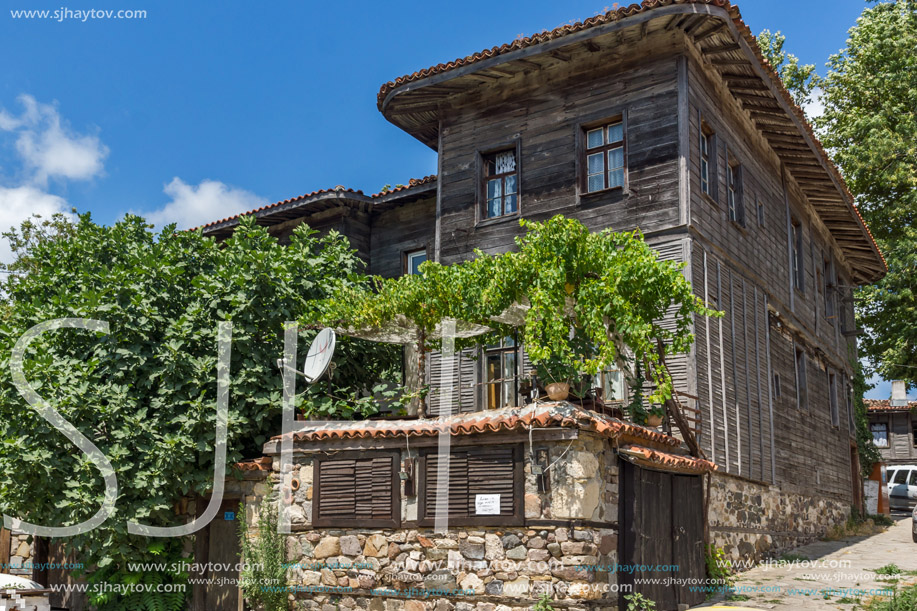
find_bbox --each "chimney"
[891,380,908,406]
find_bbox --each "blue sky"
[0,0,906,397]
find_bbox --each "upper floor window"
[791,219,804,292]
[794,345,808,409]
[406,249,426,276]
[726,159,744,226]
[871,422,888,448]
[483,149,518,219]
[828,371,839,427]
[756,198,765,226]
[823,257,836,320]
[584,118,625,193]
[700,130,711,196]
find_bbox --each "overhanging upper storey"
[376,0,886,285]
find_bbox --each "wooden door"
[194,499,242,611]
[619,461,705,610]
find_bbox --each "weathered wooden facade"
[867,399,917,466]
[198,0,886,608]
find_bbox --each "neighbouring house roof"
[194,176,438,238]
[376,0,885,284]
[265,402,717,475]
[865,399,917,413]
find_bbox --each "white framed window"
[584,118,625,193]
[406,249,427,276]
[482,149,518,219]
[484,337,519,409]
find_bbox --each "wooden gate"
[619,461,706,610]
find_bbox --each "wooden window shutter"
[419,444,522,526]
[314,451,400,528]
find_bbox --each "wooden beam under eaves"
[703,43,741,54]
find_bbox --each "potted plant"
[646,406,665,428]
[534,356,580,401]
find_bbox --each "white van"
[886,465,917,510]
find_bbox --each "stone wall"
[249,432,624,610]
[6,532,33,576]
[708,471,851,564]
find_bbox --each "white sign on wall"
[475,494,501,515]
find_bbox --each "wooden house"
[197,1,885,609]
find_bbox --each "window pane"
[502,352,516,407]
[608,168,624,189]
[701,133,708,155]
[487,178,502,200]
[701,159,709,193]
[486,354,502,409]
[504,174,517,195]
[608,147,624,170]
[586,128,604,149]
[504,194,517,215]
[487,198,501,218]
[587,152,604,175]
[408,252,426,275]
[495,150,516,174]
[607,122,624,144]
[604,369,625,401]
[587,174,605,193]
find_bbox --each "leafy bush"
[239,496,288,611]
[623,592,657,611]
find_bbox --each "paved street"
[696,514,917,610]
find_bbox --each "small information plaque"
[475,494,501,515]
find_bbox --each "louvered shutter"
[420,445,521,526]
[315,452,399,527]
[429,348,480,416]
[650,238,690,392]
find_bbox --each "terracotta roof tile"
[377,0,885,276]
[866,399,916,413]
[618,444,717,474]
[233,456,272,472]
[191,186,367,233]
[269,402,685,452]
[371,175,437,199]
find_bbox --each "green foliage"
[817,0,917,385]
[330,216,719,407]
[756,29,821,108]
[82,540,189,611]
[852,359,883,478]
[239,497,288,611]
[532,593,555,611]
[874,564,903,576]
[0,213,398,609]
[864,581,917,611]
[705,545,734,597]
[623,592,657,611]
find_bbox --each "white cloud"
[803,87,825,121]
[0,185,72,264]
[0,94,108,184]
[143,177,263,230]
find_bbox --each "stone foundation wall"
[248,432,624,610]
[708,472,851,564]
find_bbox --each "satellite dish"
[303,328,336,383]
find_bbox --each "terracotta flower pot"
[646,413,663,427]
[546,382,570,401]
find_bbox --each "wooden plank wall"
[369,196,436,278]
[684,43,857,500]
[437,29,686,264]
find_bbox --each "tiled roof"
[192,186,368,233]
[866,399,916,413]
[234,456,272,472]
[619,444,717,474]
[370,175,437,199]
[269,402,684,452]
[376,0,885,278]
